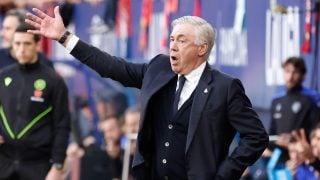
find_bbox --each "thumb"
[54,6,64,24]
[53,6,60,18]
[53,6,66,29]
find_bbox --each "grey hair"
[171,16,216,59]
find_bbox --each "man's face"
[169,23,205,75]
[283,64,304,90]
[123,112,140,134]
[100,118,121,144]
[12,32,38,65]
[0,16,19,48]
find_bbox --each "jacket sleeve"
[70,40,148,89]
[216,79,269,179]
[51,77,71,164]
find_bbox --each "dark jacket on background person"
[269,86,320,135]
[0,60,70,165]
[0,48,54,69]
[80,144,123,180]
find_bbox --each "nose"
[287,72,294,81]
[17,44,26,54]
[170,41,178,51]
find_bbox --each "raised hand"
[25,6,66,41]
[291,129,315,162]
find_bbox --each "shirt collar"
[178,61,206,84]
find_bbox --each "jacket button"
[162,159,167,164]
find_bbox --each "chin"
[171,67,179,74]
[18,61,27,65]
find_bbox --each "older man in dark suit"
[26,6,269,180]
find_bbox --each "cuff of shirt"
[65,34,80,53]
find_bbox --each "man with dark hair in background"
[0,23,70,180]
[269,57,320,137]
[0,8,53,69]
[262,57,320,178]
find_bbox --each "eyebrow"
[170,34,187,39]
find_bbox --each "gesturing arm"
[26,6,147,88]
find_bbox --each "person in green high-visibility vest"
[0,22,70,180]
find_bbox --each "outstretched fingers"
[27,29,42,35]
[26,12,43,25]
[292,128,308,145]
[25,19,40,30]
[291,130,300,141]
[32,8,48,19]
[299,129,307,142]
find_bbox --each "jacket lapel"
[144,70,176,103]
[186,64,213,153]
[139,69,176,132]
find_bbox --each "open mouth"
[171,56,177,61]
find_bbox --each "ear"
[198,43,208,57]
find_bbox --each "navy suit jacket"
[71,40,269,180]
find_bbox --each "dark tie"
[173,75,186,112]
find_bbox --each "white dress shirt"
[176,61,206,109]
[65,34,80,53]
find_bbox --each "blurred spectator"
[267,57,320,157]
[100,117,123,161]
[285,139,305,175]
[292,126,320,173]
[72,96,94,145]
[261,57,320,179]
[289,129,320,179]
[0,8,53,69]
[79,116,123,180]
[95,98,117,121]
[122,106,140,153]
[269,57,320,136]
[0,23,70,180]
[122,106,140,136]
[95,90,128,120]
[121,106,140,180]
[0,8,26,48]
[310,125,320,161]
